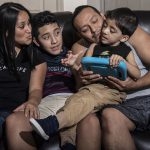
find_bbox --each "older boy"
[32,11,77,149]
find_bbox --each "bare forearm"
[126,61,141,80]
[72,69,83,90]
[28,89,43,106]
[127,71,150,91]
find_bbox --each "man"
[71,5,150,150]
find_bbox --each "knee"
[77,113,100,131]
[6,113,18,128]
[5,112,27,129]
[101,108,122,132]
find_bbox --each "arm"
[71,40,91,89]
[71,40,88,64]
[106,71,150,92]
[125,51,141,80]
[71,41,102,88]
[85,43,97,57]
[109,52,140,80]
[14,62,47,118]
[129,26,150,65]
[28,62,47,106]
[27,62,47,118]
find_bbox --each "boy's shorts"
[105,95,150,131]
[38,93,73,119]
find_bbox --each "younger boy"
[30,7,140,148]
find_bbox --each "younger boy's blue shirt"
[42,46,76,97]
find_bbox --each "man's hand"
[105,76,135,91]
[80,70,102,85]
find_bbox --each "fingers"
[110,55,124,67]
[81,73,102,85]
[80,70,94,76]
[24,104,40,119]
[105,77,122,90]
[61,58,69,66]
[13,104,25,112]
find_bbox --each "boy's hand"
[109,54,125,67]
[61,50,83,67]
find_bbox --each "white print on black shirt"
[0,65,27,73]
[48,66,69,72]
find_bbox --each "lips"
[101,36,108,40]
[27,35,32,39]
[51,45,60,51]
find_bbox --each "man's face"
[37,23,63,55]
[101,19,127,46]
[74,7,104,43]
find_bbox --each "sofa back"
[54,11,150,49]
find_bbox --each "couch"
[1,11,150,150]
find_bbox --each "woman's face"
[15,11,32,47]
[74,7,104,43]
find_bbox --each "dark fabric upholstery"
[134,11,150,34]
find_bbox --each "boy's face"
[101,19,127,46]
[37,23,63,55]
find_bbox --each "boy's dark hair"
[32,11,60,39]
[72,5,100,31]
[106,7,138,36]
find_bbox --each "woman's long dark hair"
[0,2,33,78]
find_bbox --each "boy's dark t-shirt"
[0,46,45,111]
[42,46,76,97]
[93,43,131,59]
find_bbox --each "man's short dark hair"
[32,11,60,39]
[105,7,138,36]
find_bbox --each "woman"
[0,2,46,150]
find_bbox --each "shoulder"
[129,26,150,46]
[128,26,150,64]
[71,39,91,54]
[120,42,131,50]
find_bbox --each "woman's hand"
[13,101,40,119]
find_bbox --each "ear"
[33,37,40,47]
[60,26,63,32]
[120,35,129,42]
[100,12,106,20]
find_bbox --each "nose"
[102,27,109,35]
[90,25,96,34]
[25,24,31,34]
[51,35,57,44]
